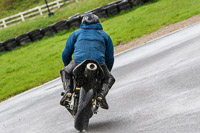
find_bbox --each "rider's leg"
[101,74,115,96]
[60,60,79,106]
[97,64,115,109]
[60,69,73,93]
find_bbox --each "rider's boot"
[60,70,73,106]
[97,84,109,109]
[60,79,73,106]
[97,76,115,109]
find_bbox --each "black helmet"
[82,13,100,25]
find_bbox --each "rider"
[60,13,115,109]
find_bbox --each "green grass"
[1,0,200,101]
[0,0,55,19]
[0,0,117,42]
[0,31,71,100]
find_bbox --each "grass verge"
[1,0,200,101]
[0,0,55,19]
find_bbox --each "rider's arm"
[105,35,114,71]
[62,32,76,66]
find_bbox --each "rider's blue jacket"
[62,22,114,71]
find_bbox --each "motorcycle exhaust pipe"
[87,63,97,71]
[84,63,98,78]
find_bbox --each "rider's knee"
[108,75,115,89]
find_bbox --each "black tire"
[3,38,19,51]
[32,35,43,41]
[74,88,93,132]
[143,0,151,3]
[41,26,55,33]
[92,7,108,18]
[19,38,32,46]
[117,1,132,11]
[130,0,144,6]
[0,42,6,52]
[52,20,69,32]
[28,29,41,36]
[28,29,43,41]
[43,31,56,37]
[41,26,56,37]
[82,103,93,130]
[74,102,92,131]
[67,15,82,29]
[104,4,119,16]
[16,33,32,46]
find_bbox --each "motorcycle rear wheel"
[74,102,93,131]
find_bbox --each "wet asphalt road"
[1,22,200,133]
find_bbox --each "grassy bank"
[1,0,200,101]
[0,0,55,19]
[0,0,117,42]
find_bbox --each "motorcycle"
[61,59,105,132]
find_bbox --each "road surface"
[1,22,200,133]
